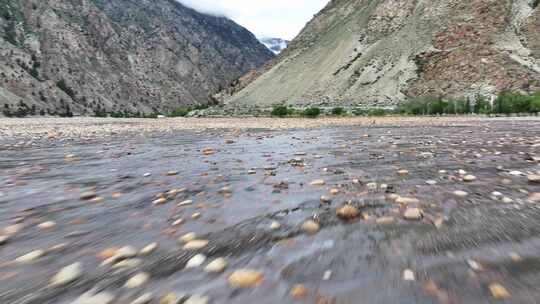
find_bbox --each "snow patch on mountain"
[259,38,289,54]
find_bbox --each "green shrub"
[331,107,345,116]
[493,91,534,114]
[271,105,289,117]
[530,96,540,113]
[169,107,190,117]
[473,96,491,114]
[303,107,321,118]
[367,108,388,116]
[352,108,368,116]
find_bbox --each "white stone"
[185,294,209,304]
[178,200,193,207]
[186,254,207,268]
[323,270,332,280]
[113,258,142,269]
[50,263,83,287]
[403,269,415,281]
[453,190,468,197]
[124,272,150,288]
[15,250,45,263]
[131,293,153,304]
[38,221,57,230]
[204,258,228,273]
[73,291,115,304]
[140,242,158,255]
[179,232,197,243]
[270,221,281,230]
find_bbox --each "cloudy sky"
[178,0,330,40]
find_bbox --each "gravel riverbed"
[0,116,539,303]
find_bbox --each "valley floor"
[0,117,539,303]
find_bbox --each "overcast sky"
[178,0,330,40]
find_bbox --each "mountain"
[0,0,274,116]
[259,37,289,54]
[227,0,540,109]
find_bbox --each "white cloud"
[178,0,330,40]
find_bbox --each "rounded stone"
[336,205,360,220]
[183,240,209,250]
[404,208,423,220]
[228,269,264,288]
[186,254,207,268]
[50,262,83,287]
[301,220,320,235]
[124,272,150,288]
[204,258,228,273]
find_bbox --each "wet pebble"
[395,197,419,205]
[160,293,185,304]
[529,193,540,203]
[453,190,468,197]
[202,148,215,155]
[73,290,115,304]
[125,272,150,288]
[228,269,264,288]
[179,232,197,243]
[140,242,158,255]
[397,169,409,176]
[467,259,483,271]
[113,258,142,269]
[178,200,193,207]
[15,250,45,263]
[489,282,510,299]
[172,219,184,226]
[270,221,281,230]
[310,179,325,186]
[90,196,105,203]
[528,174,540,183]
[301,220,320,235]
[38,221,56,230]
[185,294,209,304]
[3,223,24,235]
[0,235,9,245]
[219,186,232,194]
[290,284,308,300]
[336,204,359,220]
[502,197,514,203]
[376,217,395,225]
[50,262,82,287]
[152,198,167,205]
[320,196,332,203]
[205,257,228,273]
[403,269,415,281]
[404,208,423,220]
[183,239,209,250]
[186,254,207,268]
[131,293,153,304]
[115,246,137,259]
[80,191,97,200]
[323,270,332,280]
[463,175,477,182]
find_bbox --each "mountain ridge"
[226,0,540,109]
[0,0,273,116]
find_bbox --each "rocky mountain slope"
[0,0,273,116]
[227,0,540,109]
